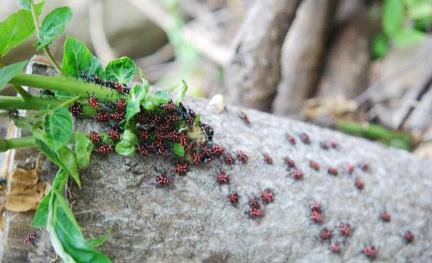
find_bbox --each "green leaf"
[36,7,72,49]
[105,57,137,84]
[45,107,73,151]
[115,129,137,157]
[0,61,27,91]
[17,0,32,10]
[372,34,389,58]
[382,0,404,37]
[31,191,52,227]
[143,90,170,110]
[174,80,188,106]
[0,2,44,56]
[125,80,149,126]
[74,132,94,169]
[172,143,185,157]
[34,137,64,168]
[57,146,80,187]
[393,29,426,47]
[62,36,103,77]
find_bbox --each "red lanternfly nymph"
[89,131,101,144]
[111,111,125,121]
[108,128,120,141]
[261,189,274,203]
[237,150,248,164]
[290,167,304,180]
[284,157,296,168]
[24,233,37,245]
[68,102,83,117]
[320,142,329,150]
[309,160,320,171]
[263,153,273,165]
[310,200,321,212]
[248,197,264,218]
[175,163,188,176]
[224,153,235,165]
[339,223,352,237]
[156,173,170,187]
[88,96,99,108]
[357,162,369,172]
[228,191,239,205]
[328,167,339,176]
[330,242,341,254]
[238,111,250,125]
[310,210,324,224]
[96,111,110,122]
[217,170,230,184]
[286,134,297,145]
[404,230,414,243]
[380,211,391,222]
[212,144,225,156]
[363,246,377,259]
[299,132,310,144]
[354,178,364,190]
[95,144,113,154]
[320,227,332,240]
[116,98,126,110]
[345,164,355,175]
[136,145,149,156]
[139,130,149,140]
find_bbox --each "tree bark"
[225,0,302,112]
[272,0,338,117]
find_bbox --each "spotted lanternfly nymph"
[328,167,339,176]
[68,102,83,117]
[263,153,273,165]
[357,162,369,172]
[290,167,304,180]
[216,170,230,184]
[238,111,250,125]
[284,157,296,168]
[95,144,113,154]
[224,153,235,165]
[108,128,120,141]
[404,230,414,243]
[237,150,248,164]
[380,211,390,222]
[175,163,188,176]
[248,197,264,219]
[88,96,99,108]
[309,160,320,171]
[156,173,171,187]
[330,242,341,254]
[363,246,377,259]
[261,189,274,203]
[310,200,321,213]
[228,191,239,205]
[320,227,332,240]
[96,111,110,122]
[345,164,355,175]
[286,134,297,145]
[299,132,310,144]
[339,223,352,237]
[24,233,37,245]
[310,210,324,224]
[136,144,149,156]
[212,144,225,156]
[354,178,364,190]
[89,131,101,144]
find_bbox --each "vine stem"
[0,136,36,152]
[13,85,32,101]
[9,73,120,99]
[30,0,65,76]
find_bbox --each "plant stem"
[12,85,32,101]
[30,0,65,76]
[0,96,96,115]
[9,73,120,100]
[0,136,36,152]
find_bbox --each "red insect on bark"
[238,111,250,125]
[290,167,304,180]
[309,160,320,171]
[330,242,341,254]
[261,189,274,203]
[175,163,188,176]
[310,210,324,224]
[310,200,321,213]
[216,170,230,184]
[404,230,414,243]
[95,144,113,154]
[357,162,369,172]
[116,98,126,110]
[88,96,99,108]
[228,191,239,205]
[380,211,391,222]
[224,153,235,165]
[363,246,377,259]
[237,150,248,164]
[320,227,332,240]
[339,223,352,237]
[299,132,311,144]
[345,164,355,175]
[212,144,225,156]
[96,111,110,122]
[156,173,171,187]
[136,145,149,156]
[263,153,273,165]
[108,128,120,141]
[286,134,297,145]
[89,131,101,144]
[284,157,296,168]
[24,233,37,245]
[328,167,339,176]
[354,178,364,190]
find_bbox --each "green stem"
[0,96,96,115]
[13,85,32,101]
[9,73,120,100]
[30,0,65,76]
[0,136,36,152]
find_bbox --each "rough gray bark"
[2,62,432,262]
[225,0,302,112]
[366,37,432,130]
[317,5,371,99]
[272,0,338,117]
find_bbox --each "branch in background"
[88,0,117,66]
[225,0,302,112]
[126,0,230,66]
[272,0,338,117]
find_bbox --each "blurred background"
[1,0,432,159]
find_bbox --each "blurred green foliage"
[373,0,432,58]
